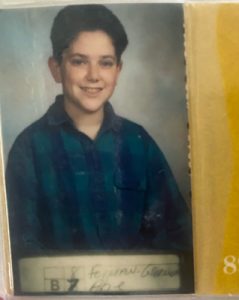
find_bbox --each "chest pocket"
[114,171,146,191]
[114,170,147,214]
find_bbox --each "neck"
[64,99,104,140]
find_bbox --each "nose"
[86,63,100,82]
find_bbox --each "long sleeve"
[141,129,192,251]
[6,133,44,259]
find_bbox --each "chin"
[82,104,105,114]
[71,98,104,113]
[82,101,107,113]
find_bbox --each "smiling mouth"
[81,87,103,94]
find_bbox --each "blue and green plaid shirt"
[6,95,192,258]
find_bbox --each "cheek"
[105,71,120,88]
[62,67,84,85]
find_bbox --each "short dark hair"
[50,5,128,63]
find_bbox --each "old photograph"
[0,3,193,294]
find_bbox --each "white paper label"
[19,254,180,293]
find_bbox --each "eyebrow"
[69,53,116,60]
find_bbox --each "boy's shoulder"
[117,115,148,136]
[116,115,155,145]
[12,95,66,145]
[9,113,49,152]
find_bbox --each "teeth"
[82,87,101,92]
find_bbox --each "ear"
[117,60,123,73]
[48,57,62,83]
[116,60,123,78]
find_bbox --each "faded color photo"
[0,3,193,294]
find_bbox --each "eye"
[99,60,115,68]
[70,58,88,66]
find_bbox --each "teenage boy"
[6,5,192,261]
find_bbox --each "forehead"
[67,30,116,56]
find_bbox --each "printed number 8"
[223,255,237,274]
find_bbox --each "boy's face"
[49,30,122,114]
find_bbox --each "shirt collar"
[47,94,121,133]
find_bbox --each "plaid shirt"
[6,95,192,259]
